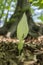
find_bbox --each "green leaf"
[17,13,29,40]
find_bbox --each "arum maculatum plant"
[17,13,29,55]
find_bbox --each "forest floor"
[0,35,43,65]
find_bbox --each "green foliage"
[17,13,29,53]
[38,14,43,21]
[29,0,33,3]
[17,13,29,40]
[0,0,43,22]
[29,0,43,22]
[32,0,43,9]
[18,40,24,55]
[0,0,17,22]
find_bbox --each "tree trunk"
[6,0,40,38]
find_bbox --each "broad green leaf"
[17,13,29,40]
